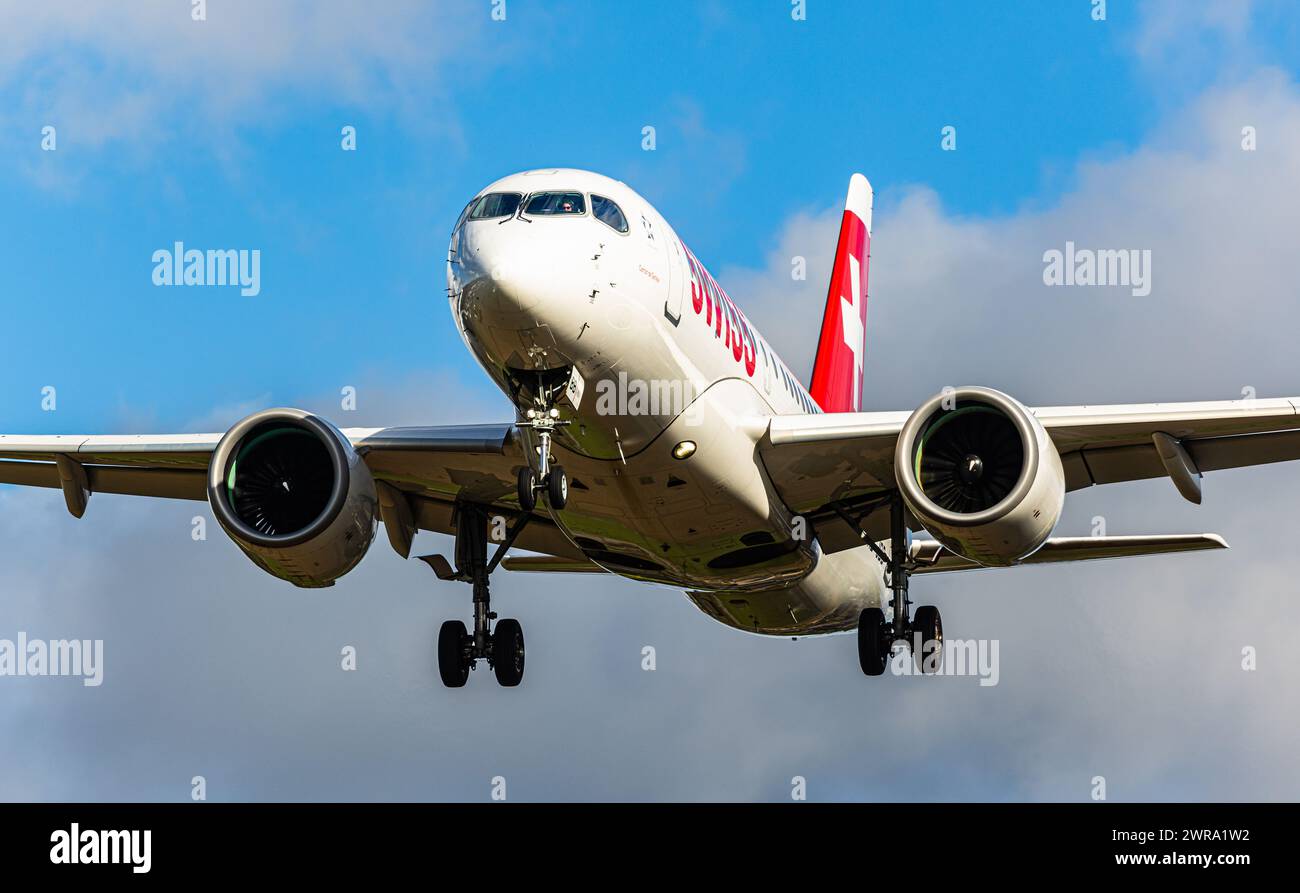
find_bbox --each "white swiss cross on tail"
[840,254,864,409]
[809,174,872,414]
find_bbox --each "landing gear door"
[560,366,585,411]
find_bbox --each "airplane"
[3,167,1298,687]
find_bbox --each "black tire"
[437,620,470,688]
[857,607,888,677]
[517,467,537,511]
[547,465,568,510]
[492,619,525,687]
[912,605,943,674]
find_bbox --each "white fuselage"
[447,169,884,635]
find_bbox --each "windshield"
[591,195,629,233]
[523,192,586,216]
[468,192,522,220]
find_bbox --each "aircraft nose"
[457,223,589,316]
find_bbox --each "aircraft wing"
[760,397,1300,552]
[0,424,583,561]
[908,533,1228,575]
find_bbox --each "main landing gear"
[426,397,574,689]
[423,395,577,686]
[424,503,532,688]
[838,493,943,677]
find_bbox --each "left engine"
[207,408,378,588]
[894,387,1065,566]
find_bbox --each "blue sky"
[4,0,1289,434]
[5,1,1300,802]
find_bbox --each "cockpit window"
[523,192,586,216]
[468,192,522,220]
[454,199,474,230]
[591,195,629,233]
[450,199,474,251]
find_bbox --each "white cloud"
[724,69,1300,409]
[1133,0,1256,67]
[0,0,487,154]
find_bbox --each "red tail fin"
[809,174,872,413]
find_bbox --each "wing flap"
[1188,428,1300,472]
[0,459,208,501]
[1067,427,1300,490]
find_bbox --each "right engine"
[894,387,1065,566]
[207,408,378,588]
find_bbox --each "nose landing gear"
[840,493,944,677]
[516,406,569,511]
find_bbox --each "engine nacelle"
[895,387,1064,566]
[207,408,378,588]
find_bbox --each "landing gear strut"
[425,503,531,688]
[841,493,943,677]
[428,388,571,689]
[516,406,569,511]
